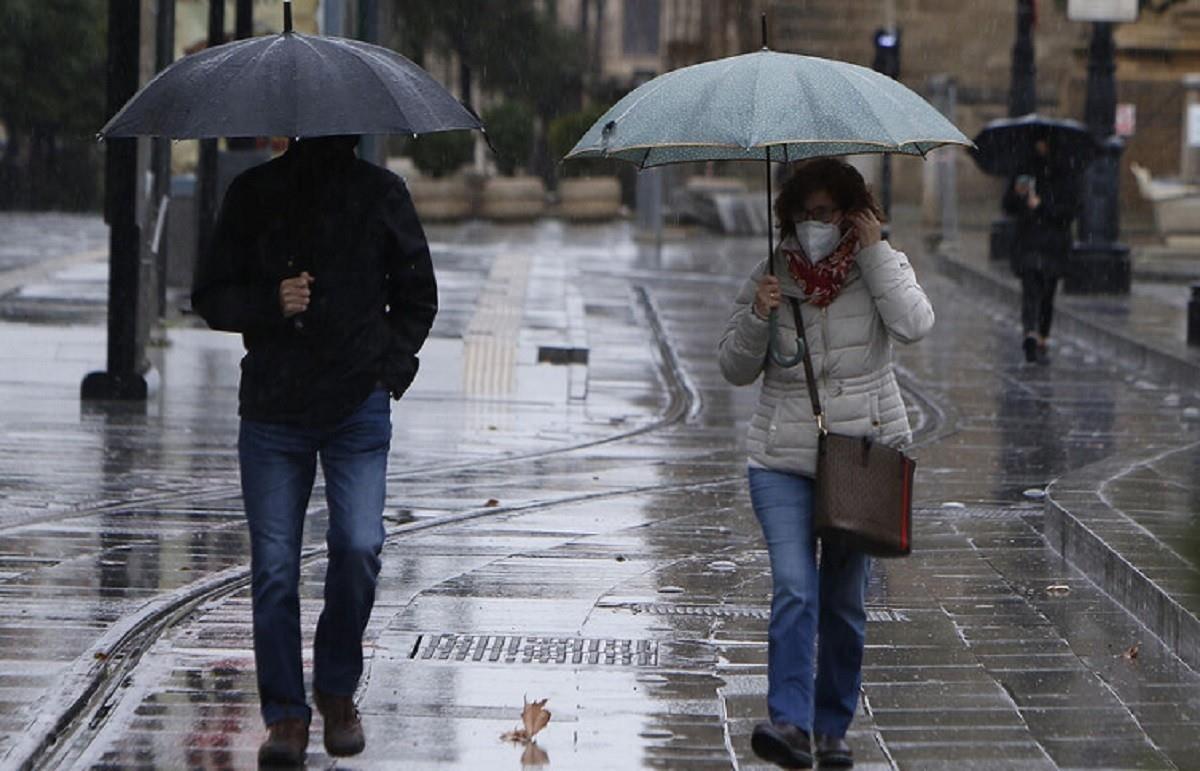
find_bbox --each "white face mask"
[795,221,842,262]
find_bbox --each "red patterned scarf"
[780,231,859,307]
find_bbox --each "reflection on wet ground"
[1,219,1199,768]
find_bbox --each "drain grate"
[918,506,1039,520]
[626,603,770,620]
[619,603,911,623]
[410,633,658,666]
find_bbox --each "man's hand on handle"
[279,272,314,318]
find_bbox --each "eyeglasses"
[794,205,840,224]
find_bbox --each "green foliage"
[482,101,534,176]
[407,131,475,178]
[0,0,107,137]
[549,104,615,177]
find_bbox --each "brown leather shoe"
[258,717,309,767]
[815,733,854,767]
[314,687,366,756]
[751,721,812,769]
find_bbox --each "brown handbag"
[788,298,914,557]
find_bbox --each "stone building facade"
[554,0,1200,221]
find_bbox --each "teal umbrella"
[565,30,970,365]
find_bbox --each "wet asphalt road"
[0,216,1199,769]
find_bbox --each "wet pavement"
[0,210,1198,769]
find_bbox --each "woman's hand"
[753,275,782,319]
[848,210,882,248]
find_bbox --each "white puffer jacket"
[718,240,934,476]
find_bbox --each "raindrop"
[657,585,685,594]
[1023,488,1046,500]
[941,501,965,509]
[1163,394,1181,407]
[1183,407,1200,420]
[707,560,737,572]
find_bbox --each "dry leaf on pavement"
[484,498,501,507]
[501,696,551,744]
[1121,642,1140,660]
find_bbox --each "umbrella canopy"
[99,12,481,139]
[564,49,971,168]
[970,114,1095,177]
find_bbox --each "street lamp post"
[1066,7,1132,293]
[990,0,1037,264]
[82,0,147,400]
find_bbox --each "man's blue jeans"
[748,467,870,737]
[238,388,391,726]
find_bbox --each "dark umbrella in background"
[99,1,484,140]
[970,114,1095,177]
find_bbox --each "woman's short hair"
[774,158,884,239]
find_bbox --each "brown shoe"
[258,717,309,767]
[314,687,366,756]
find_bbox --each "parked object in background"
[1131,163,1200,247]
[671,176,767,235]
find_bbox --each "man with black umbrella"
[192,134,437,766]
[1003,134,1081,364]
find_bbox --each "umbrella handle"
[767,308,805,368]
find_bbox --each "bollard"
[1189,284,1200,346]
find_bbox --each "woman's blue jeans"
[748,467,870,737]
[238,388,391,726]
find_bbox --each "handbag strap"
[788,297,827,434]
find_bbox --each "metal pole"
[151,0,174,319]
[357,0,383,166]
[1010,0,1036,117]
[990,0,1036,263]
[1068,21,1130,293]
[83,0,146,400]
[195,0,224,279]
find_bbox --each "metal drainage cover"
[411,633,658,667]
[625,603,770,620]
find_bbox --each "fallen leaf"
[501,696,552,745]
[521,742,550,766]
[522,696,551,740]
[484,498,500,507]
[93,651,108,661]
[1121,642,1140,660]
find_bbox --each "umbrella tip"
[284,0,293,33]
[761,13,768,49]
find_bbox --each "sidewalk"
[1,212,1200,768]
[934,225,1200,672]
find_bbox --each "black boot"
[751,722,813,768]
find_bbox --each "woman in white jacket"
[719,159,934,769]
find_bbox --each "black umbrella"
[970,114,1095,177]
[99,2,482,139]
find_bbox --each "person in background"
[718,158,934,769]
[1003,135,1079,364]
[192,135,437,767]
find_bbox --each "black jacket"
[1002,159,1079,276]
[192,143,437,428]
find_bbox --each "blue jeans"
[748,467,870,737]
[238,388,391,726]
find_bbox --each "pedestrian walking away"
[718,159,934,769]
[191,135,437,767]
[1002,134,1081,364]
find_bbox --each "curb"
[930,247,1200,392]
[933,245,1200,672]
[1043,444,1200,673]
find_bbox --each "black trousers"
[1020,270,1059,338]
